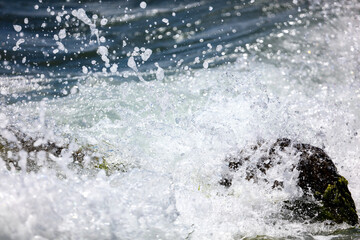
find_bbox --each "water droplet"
[13,25,22,32]
[140,1,147,9]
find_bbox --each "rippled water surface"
[1,0,360,239]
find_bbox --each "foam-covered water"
[1,0,360,239]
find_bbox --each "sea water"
[0,0,360,239]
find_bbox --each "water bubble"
[56,42,66,52]
[100,18,108,26]
[110,64,118,73]
[155,62,164,80]
[59,29,66,39]
[13,25,22,32]
[127,56,145,82]
[70,86,78,94]
[203,60,209,69]
[13,38,25,51]
[140,1,147,9]
[162,18,169,25]
[127,56,137,70]
[141,49,152,61]
[97,46,110,65]
[82,66,89,74]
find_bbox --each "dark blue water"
[0,0,306,75]
[0,0,312,103]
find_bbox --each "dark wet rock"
[220,138,359,225]
[0,127,123,175]
[0,127,66,172]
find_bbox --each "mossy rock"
[220,138,359,225]
[319,176,358,225]
[94,158,126,175]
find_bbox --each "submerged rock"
[220,138,359,225]
[0,127,66,172]
[0,127,124,175]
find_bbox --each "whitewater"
[0,0,360,239]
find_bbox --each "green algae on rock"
[319,176,358,225]
[220,138,359,225]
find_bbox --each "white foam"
[2,3,360,239]
[72,8,100,44]
[0,113,8,128]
